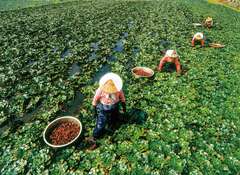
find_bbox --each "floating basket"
[193,23,202,27]
[131,67,154,78]
[43,116,82,148]
[209,43,225,48]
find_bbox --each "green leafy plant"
[0,0,240,174]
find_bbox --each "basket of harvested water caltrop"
[43,116,82,148]
[209,43,225,48]
[193,23,202,27]
[132,67,154,78]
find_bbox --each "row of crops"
[0,0,240,174]
[0,0,75,11]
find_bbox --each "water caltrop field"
[0,0,240,174]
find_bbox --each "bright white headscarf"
[165,50,178,58]
[194,32,204,39]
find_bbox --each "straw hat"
[205,17,213,23]
[194,32,203,40]
[165,50,178,58]
[99,72,123,93]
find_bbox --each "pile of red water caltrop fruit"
[134,69,152,77]
[50,121,80,145]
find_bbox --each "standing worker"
[192,32,205,47]
[87,72,126,150]
[157,50,181,74]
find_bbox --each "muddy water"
[0,91,85,134]
[56,91,84,117]
[114,40,124,52]
[107,55,117,62]
[122,32,128,38]
[88,52,97,61]
[53,47,58,53]
[68,62,80,77]
[0,98,46,134]
[91,63,111,83]
[61,48,71,60]
[132,47,140,55]
[160,39,171,49]
[88,42,100,61]
[91,42,99,50]
[128,21,134,29]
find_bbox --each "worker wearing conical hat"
[88,72,126,149]
[204,17,213,28]
[192,32,205,47]
[157,50,181,73]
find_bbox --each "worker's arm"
[92,88,102,106]
[201,39,205,47]
[175,58,181,73]
[157,57,167,71]
[119,90,126,103]
[119,90,126,113]
[191,38,195,47]
[92,88,102,117]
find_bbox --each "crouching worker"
[192,32,205,47]
[87,72,126,150]
[157,50,181,74]
[204,17,213,28]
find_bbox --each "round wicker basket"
[131,67,154,78]
[43,116,82,148]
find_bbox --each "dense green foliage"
[0,0,240,174]
[0,0,75,11]
[209,0,240,11]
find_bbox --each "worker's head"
[205,17,213,23]
[99,72,123,93]
[165,50,179,59]
[100,80,118,93]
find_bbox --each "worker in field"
[204,17,213,28]
[87,72,126,150]
[192,32,205,47]
[157,50,181,74]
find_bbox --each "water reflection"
[68,62,80,77]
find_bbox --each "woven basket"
[131,67,154,78]
[193,23,202,27]
[209,43,225,48]
[43,116,82,148]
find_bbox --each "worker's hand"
[156,67,161,71]
[92,106,97,117]
[121,102,126,113]
[176,71,182,77]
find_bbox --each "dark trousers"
[93,103,119,138]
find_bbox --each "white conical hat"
[165,50,178,58]
[194,32,204,40]
[99,72,123,93]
